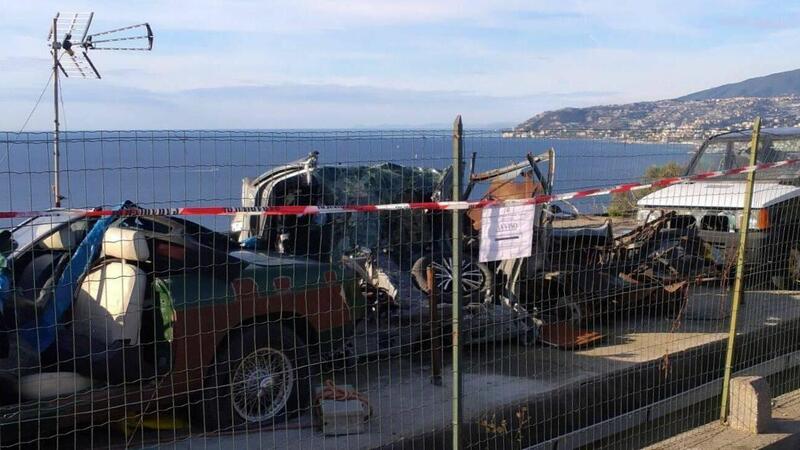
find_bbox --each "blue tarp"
[17,206,122,352]
[0,255,9,312]
[0,255,9,357]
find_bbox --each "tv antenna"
[48,12,153,207]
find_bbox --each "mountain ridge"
[677,69,800,101]
[513,69,800,141]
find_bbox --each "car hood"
[637,181,800,209]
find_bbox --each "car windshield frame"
[686,131,800,181]
[8,213,84,258]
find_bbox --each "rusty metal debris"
[530,210,724,348]
[231,150,723,352]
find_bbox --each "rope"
[313,379,372,420]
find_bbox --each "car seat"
[71,227,149,346]
[18,228,151,400]
[17,225,86,302]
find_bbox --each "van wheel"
[788,248,800,286]
[774,248,800,289]
[198,324,311,431]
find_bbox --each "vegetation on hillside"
[608,162,684,217]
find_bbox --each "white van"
[636,128,800,287]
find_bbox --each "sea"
[0,131,693,231]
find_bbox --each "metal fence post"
[428,265,443,385]
[452,115,464,449]
[720,116,761,423]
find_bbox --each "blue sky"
[2,0,800,130]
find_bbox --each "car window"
[690,138,800,180]
[759,139,800,180]
[767,139,800,162]
[691,141,750,174]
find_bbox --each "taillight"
[756,208,770,230]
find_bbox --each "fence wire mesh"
[0,121,798,449]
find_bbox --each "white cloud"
[2,0,799,129]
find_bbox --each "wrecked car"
[230,152,556,352]
[229,149,722,352]
[0,205,365,441]
[637,127,800,288]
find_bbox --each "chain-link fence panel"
[0,120,798,449]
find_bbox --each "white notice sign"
[479,204,536,263]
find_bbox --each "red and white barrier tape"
[1,158,798,220]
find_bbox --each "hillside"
[678,69,800,101]
[513,70,800,142]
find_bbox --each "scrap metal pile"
[609,211,722,295]
[232,152,542,360]
[232,151,728,353]
[535,211,724,348]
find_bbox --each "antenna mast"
[51,16,61,207]
[48,12,153,208]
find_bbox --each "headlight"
[636,209,662,224]
[733,209,770,231]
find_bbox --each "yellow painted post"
[720,117,761,423]
[451,115,464,449]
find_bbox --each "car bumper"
[697,229,785,282]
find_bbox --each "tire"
[412,255,493,303]
[198,324,312,431]
[787,248,800,287]
[772,247,800,290]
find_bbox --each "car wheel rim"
[431,258,485,295]
[230,347,295,423]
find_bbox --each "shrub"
[608,161,684,217]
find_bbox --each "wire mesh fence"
[0,119,799,449]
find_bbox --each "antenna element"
[48,12,154,207]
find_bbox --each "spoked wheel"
[199,325,312,431]
[230,347,295,423]
[412,255,493,303]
